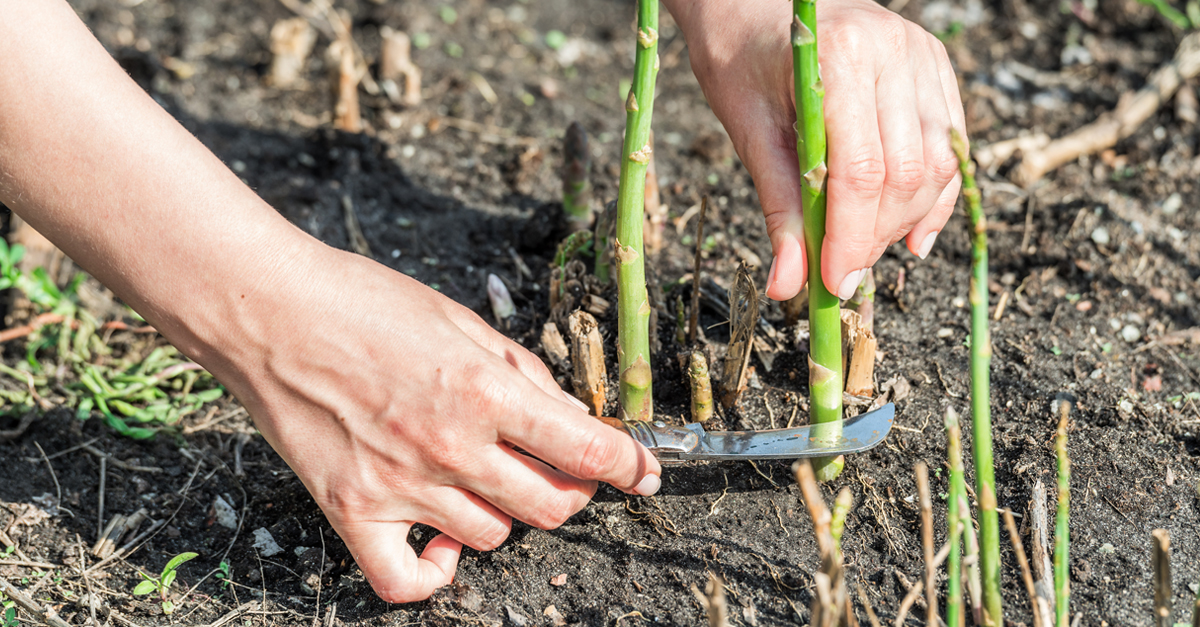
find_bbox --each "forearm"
[0,0,316,372]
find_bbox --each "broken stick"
[1013,32,1200,187]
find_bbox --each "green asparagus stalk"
[793,0,843,481]
[614,0,659,421]
[951,129,1001,626]
[829,487,853,550]
[1054,396,1072,627]
[562,122,593,231]
[946,406,966,627]
[1191,576,1199,627]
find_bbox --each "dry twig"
[1013,33,1200,186]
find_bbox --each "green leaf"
[161,600,174,615]
[161,569,176,590]
[163,552,199,574]
[132,580,157,596]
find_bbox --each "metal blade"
[671,403,894,461]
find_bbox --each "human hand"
[203,246,661,603]
[665,0,966,301]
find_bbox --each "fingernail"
[766,255,779,291]
[634,474,661,496]
[561,390,590,413]
[837,268,866,300]
[917,231,939,260]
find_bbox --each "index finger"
[499,402,662,496]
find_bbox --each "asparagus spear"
[946,406,966,627]
[614,0,660,421]
[951,129,1002,625]
[1054,396,1072,627]
[793,0,843,481]
[562,122,594,231]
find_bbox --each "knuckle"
[825,22,873,58]
[927,148,960,185]
[832,153,887,198]
[528,492,579,530]
[885,158,925,197]
[573,432,618,480]
[459,359,510,415]
[471,521,511,550]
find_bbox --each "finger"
[905,171,960,259]
[905,34,964,258]
[498,398,661,496]
[465,445,597,530]
[343,521,461,604]
[821,23,886,300]
[865,23,924,267]
[416,486,515,551]
[734,103,808,301]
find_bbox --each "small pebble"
[1119,399,1135,414]
[1098,543,1115,554]
[937,328,954,338]
[1162,192,1183,215]
[1120,325,1140,343]
[951,296,966,308]
[1090,226,1110,246]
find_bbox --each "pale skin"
[0,0,963,603]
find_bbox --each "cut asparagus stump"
[614,0,660,421]
[793,0,843,480]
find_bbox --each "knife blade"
[598,403,894,463]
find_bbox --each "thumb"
[742,118,808,302]
[344,522,461,604]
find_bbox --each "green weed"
[132,552,198,615]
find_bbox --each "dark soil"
[3,0,1200,625]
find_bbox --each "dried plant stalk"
[1031,479,1056,617]
[1152,529,1172,627]
[269,17,317,88]
[794,460,845,627]
[1013,33,1200,186]
[720,264,758,409]
[643,131,666,255]
[1003,508,1048,627]
[329,38,361,132]
[915,462,937,627]
[843,309,876,397]
[540,322,570,373]
[379,27,422,106]
[567,311,606,416]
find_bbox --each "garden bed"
[2,0,1199,625]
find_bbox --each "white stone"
[1090,227,1110,246]
[252,528,283,557]
[1120,325,1141,343]
[213,495,238,530]
[1162,192,1183,215]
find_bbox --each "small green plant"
[1138,0,1196,29]
[2,600,17,627]
[215,560,232,590]
[132,552,198,615]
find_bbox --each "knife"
[596,403,894,463]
